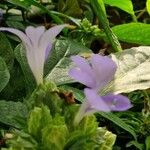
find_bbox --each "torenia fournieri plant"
[0,25,66,85]
[69,54,132,124]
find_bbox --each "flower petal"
[71,56,92,74]
[70,56,97,88]
[45,43,52,60]
[25,26,45,47]
[0,27,31,47]
[102,94,132,111]
[39,24,67,55]
[84,88,110,112]
[69,68,95,87]
[91,54,117,90]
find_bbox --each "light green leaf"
[98,0,106,15]
[145,136,150,150]
[99,112,137,140]
[104,0,135,15]
[101,46,150,94]
[28,106,52,139]
[0,57,10,92]
[0,100,28,128]
[45,39,91,85]
[146,0,150,15]
[112,23,150,45]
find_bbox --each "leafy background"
[0,0,150,149]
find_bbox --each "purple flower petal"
[91,54,117,90]
[69,68,95,88]
[74,88,110,125]
[84,88,110,112]
[71,56,93,75]
[102,94,132,111]
[69,55,96,88]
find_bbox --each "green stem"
[90,0,122,52]
[131,14,137,22]
[142,90,150,118]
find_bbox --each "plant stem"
[90,0,122,52]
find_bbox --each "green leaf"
[104,0,135,15]
[0,57,10,92]
[14,44,36,93]
[96,127,116,149]
[7,0,31,9]
[0,33,14,70]
[91,0,122,52]
[98,0,106,15]
[7,0,64,25]
[58,0,82,17]
[45,39,91,85]
[127,140,144,150]
[101,46,150,94]
[28,105,52,139]
[0,100,28,128]
[112,23,150,45]
[146,0,150,15]
[99,112,137,140]
[42,115,68,150]
[145,136,150,150]
[6,15,26,30]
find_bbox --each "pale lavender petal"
[84,88,110,112]
[102,94,132,111]
[39,24,67,52]
[0,27,31,47]
[69,68,96,87]
[45,43,52,60]
[71,56,92,74]
[25,26,45,47]
[70,56,96,88]
[90,54,117,90]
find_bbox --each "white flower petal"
[39,24,67,54]
[25,26,45,48]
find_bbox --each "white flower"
[0,25,66,85]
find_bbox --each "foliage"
[0,0,150,149]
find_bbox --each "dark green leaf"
[0,33,14,70]
[98,112,137,140]
[14,44,36,93]
[0,57,10,92]
[0,100,28,128]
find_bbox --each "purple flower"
[0,25,67,85]
[69,55,132,124]
[69,54,117,91]
[74,88,132,124]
